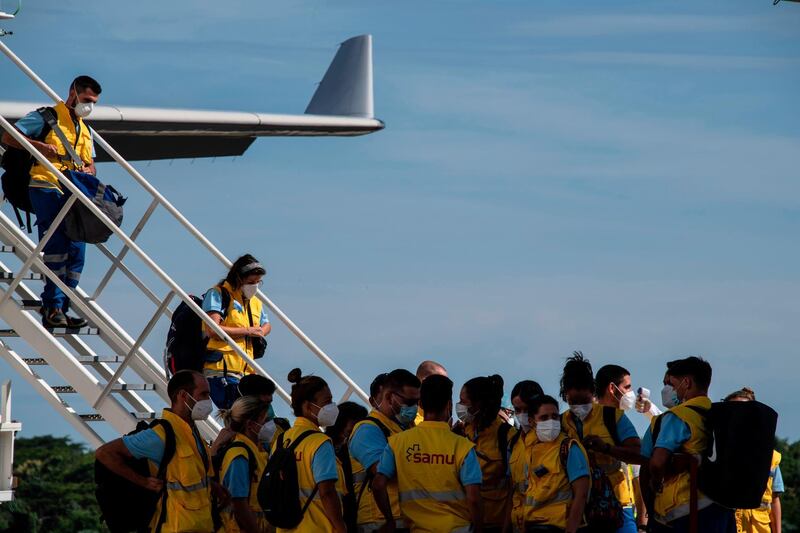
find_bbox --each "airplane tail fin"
[305,35,374,119]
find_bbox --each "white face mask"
[569,403,593,421]
[455,402,474,424]
[241,283,258,299]
[615,385,636,411]
[313,402,339,428]
[185,393,213,421]
[74,100,94,118]
[661,384,680,408]
[536,419,561,442]
[257,419,277,444]
[515,412,531,433]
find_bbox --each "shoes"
[41,308,88,328]
[42,308,68,328]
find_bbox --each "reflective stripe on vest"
[399,489,466,502]
[655,496,713,524]
[167,477,209,493]
[525,489,572,510]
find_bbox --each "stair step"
[53,383,155,394]
[0,327,100,337]
[80,411,156,422]
[0,245,15,253]
[0,272,43,281]
[18,299,42,310]
[24,355,126,366]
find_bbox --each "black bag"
[258,430,320,528]
[165,287,230,375]
[690,401,777,509]
[0,106,54,232]
[95,419,176,533]
[245,302,267,359]
[62,170,126,244]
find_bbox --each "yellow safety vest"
[508,430,536,532]
[388,420,475,533]
[735,450,782,533]
[349,410,404,525]
[525,435,586,530]
[29,101,93,191]
[219,433,270,533]
[562,404,634,508]
[464,416,515,527]
[271,417,340,533]
[204,281,264,377]
[648,396,713,524]
[413,407,425,427]
[149,409,215,533]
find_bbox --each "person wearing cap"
[202,254,271,409]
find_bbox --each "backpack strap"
[150,419,176,533]
[508,431,522,453]
[35,107,55,141]
[222,441,258,485]
[559,438,574,469]
[602,406,622,447]
[285,430,323,517]
[498,422,512,473]
[39,107,83,168]
[651,413,666,446]
[356,417,392,505]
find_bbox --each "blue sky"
[1,0,799,444]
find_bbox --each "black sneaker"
[64,314,88,328]
[42,308,68,328]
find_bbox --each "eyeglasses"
[393,391,419,407]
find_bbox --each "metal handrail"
[0,38,368,403]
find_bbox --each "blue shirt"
[565,442,590,482]
[311,440,339,483]
[222,456,251,498]
[349,422,388,470]
[123,426,208,467]
[640,413,692,458]
[202,287,269,325]
[377,445,483,486]
[773,466,784,494]
[15,109,97,158]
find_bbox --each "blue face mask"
[397,404,418,425]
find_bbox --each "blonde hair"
[724,387,756,402]
[216,396,270,432]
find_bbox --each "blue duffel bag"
[62,170,126,244]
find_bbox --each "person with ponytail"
[524,395,590,533]
[274,368,346,533]
[216,396,274,533]
[457,375,514,532]
[505,380,544,533]
[202,254,270,409]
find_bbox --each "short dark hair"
[273,417,291,431]
[559,351,595,401]
[370,373,388,400]
[529,394,560,417]
[420,374,452,414]
[510,380,544,406]
[167,370,203,402]
[287,368,329,417]
[384,369,420,392]
[595,364,630,399]
[238,374,276,397]
[72,75,102,95]
[666,356,712,391]
[324,401,368,442]
[463,374,504,431]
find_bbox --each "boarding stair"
[0,39,368,448]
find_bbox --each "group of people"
[95,353,784,533]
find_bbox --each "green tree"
[778,438,800,533]
[0,435,108,533]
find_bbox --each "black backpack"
[0,106,54,232]
[257,430,321,528]
[165,287,230,376]
[653,400,777,509]
[95,419,176,533]
[61,170,127,244]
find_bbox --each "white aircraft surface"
[0,34,384,162]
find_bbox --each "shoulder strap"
[508,431,522,453]
[602,406,622,447]
[40,107,83,168]
[217,285,231,320]
[686,405,709,418]
[286,430,321,452]
[364,416,392,439]
[652,413,666,446]
[498,422,512,471]
[224,441,258,482]
[559,438,573,468]
[150,419,176,533]
[35,107,55,141]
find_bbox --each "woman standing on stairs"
[202,254,270,409]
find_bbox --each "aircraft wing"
[0,35,383,162]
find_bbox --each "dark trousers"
[648,504,736,533]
